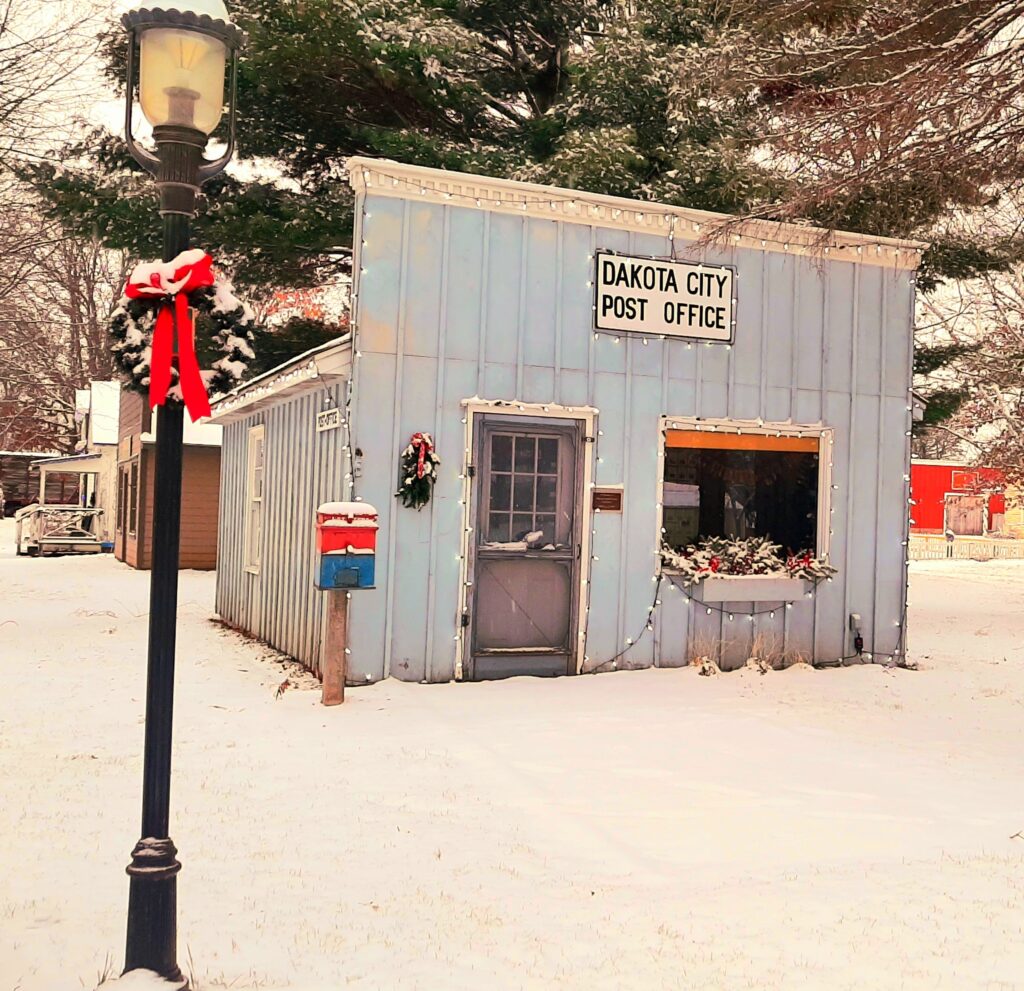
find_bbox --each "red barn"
[910,460,1006,535]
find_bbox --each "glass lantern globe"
[133,0,231,136]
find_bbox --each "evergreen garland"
[661,535,837,585]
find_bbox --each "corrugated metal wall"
[216,380,349,676]
[343,194,914,681]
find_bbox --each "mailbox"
[318,550,375,590]
[316,501,379,554]
[316,502,377,590]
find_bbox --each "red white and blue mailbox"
[315,502,378,590]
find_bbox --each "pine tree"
[25,0,779,299]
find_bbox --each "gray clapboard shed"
[210,158,924,682]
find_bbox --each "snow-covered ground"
[2,517,1023,991]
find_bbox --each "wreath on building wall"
[396,432,440,510]
[108,249,257,421]
[661,536,837,585]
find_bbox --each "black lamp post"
[121,1,244,981]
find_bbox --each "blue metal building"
[210,159,923,682]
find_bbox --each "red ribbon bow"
[409,432,434,479]
[125,249,215,421]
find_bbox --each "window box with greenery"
[659,421,837,601]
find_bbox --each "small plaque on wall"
[592,487,624,512]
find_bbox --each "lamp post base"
[124,837,185,984]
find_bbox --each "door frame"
[456,399,597,680]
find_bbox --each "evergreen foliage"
[22,0,1022,417]
[24,0,780,300]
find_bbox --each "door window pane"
[538,438,559,474]
[481,428,575,548]
[514,436,536,473]
[511,514,534,540]
[491,435,512,471]
[489,473,511,511]
[534,514,556,543]
[488,513,510,543]
[536,476,557,512]
[513,475,534,511]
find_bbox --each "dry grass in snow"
[1,518,1023,990]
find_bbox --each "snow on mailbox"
[315,501,378,590]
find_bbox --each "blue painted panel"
[484,214,524,367]
[348,351,398,681]
[443,207,486,364]
[359,197,405,354]
[428,358,479,681]
[523,365,556,404]
[664,378,696,418]
[559,224,595,373]
[824,263,855,393]
[764,252,795,389]
[592,372,627,481]
[656,580,690,667]
[885,270,914,397]
[795,258,825,393]
[388,353,441,681]
[856,268,883,396]
[730,384,760,420]
[522,220,558,370]
[557,370,589,407]
[483,363,516,400]
[733,251,765,387]
[403,202,446,358]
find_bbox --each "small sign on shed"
[592,487,624,513]
[316,408,343,432]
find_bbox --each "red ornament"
[709,556,720,573]
[125,249,216,421]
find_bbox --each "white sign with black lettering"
[316,408,343,433]
[594,252,734,342]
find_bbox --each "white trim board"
[347,157,927,271]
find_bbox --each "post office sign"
[594,251,734,342]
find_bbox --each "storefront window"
[662,430,820,553]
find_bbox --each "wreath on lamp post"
[396,432,440,510]
[107,249,258,421]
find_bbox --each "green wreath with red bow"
[396,432,440,510]
[108,249,258,421]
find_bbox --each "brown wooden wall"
[179,446,221,570]
[115,443,221,571]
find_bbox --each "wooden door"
[946,494,985,535]
[467,417,582,679]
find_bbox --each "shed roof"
[31,452,102,471]
[208,335,352,424]
[347,157,927,271]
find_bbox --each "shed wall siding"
[216,381,349,675]
[342,196,914,681]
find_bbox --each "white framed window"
[659,417,834,560]
[244,424,265,573]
